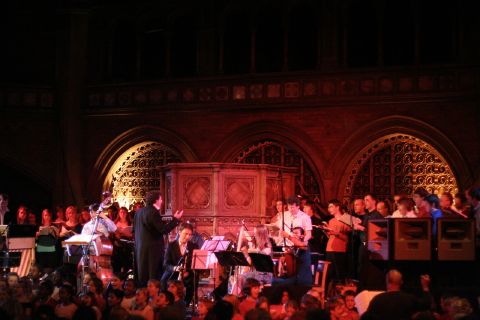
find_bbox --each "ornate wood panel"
[344,134,458,203]
[183,176,211,210]
[110,142,182,208]
[162,163,297,236]
[234,140,320,198]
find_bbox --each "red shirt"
[326,217,350,252]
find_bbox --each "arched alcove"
[87,125,198,203]
[211,121,326,201]
[106,141,182,208]
[332,116,470,203]
[341,134,458,203]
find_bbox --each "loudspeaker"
[367,219,390,260]
[393,218,431,260]
[437,218,475,261]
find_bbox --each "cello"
[78,192,115,286]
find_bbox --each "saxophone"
[178,247,189,281]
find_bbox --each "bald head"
[386,269,403,291]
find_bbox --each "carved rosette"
[183,177,211,209]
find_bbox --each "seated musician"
[238,225,274,288]
[81,204,117,237]
[161,222,199,306]
[274,226,312,286]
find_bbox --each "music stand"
[214,251,250,268]
[6,224,37,238]
[249,253,275,273]
[201,239,230,251]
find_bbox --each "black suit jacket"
[133,205,180,285]
[164,240,198,273]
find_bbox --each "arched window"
[170,14,197,77]
[140,19,167,79]
[288,4,318,71]
[255,7,284,73]
[111,20,137,80]
[343,134,458,203]
[108,142,182,209]
[223,11,251,74]
[233,140,320,198]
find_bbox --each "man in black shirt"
[363,269,431,320]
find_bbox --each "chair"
[312,260,330,309]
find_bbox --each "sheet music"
[0,225,7,237]
[338,214,361,228]
[63,233,99,244]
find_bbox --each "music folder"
[249,253,274,273]
[214,251,249,268]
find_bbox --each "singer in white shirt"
[275,196,312,246]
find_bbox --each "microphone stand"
[80,208,103,293]
[279,169,286,248]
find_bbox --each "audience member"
[328,295,355,320]
[239,278,262,316]
[223,294,243,320]
[362,270,430,320]
[120,278,136,310]
[130,288,154,320]
[167,279,187,318]
[55,284,78,320]
[78,291,101,320]
[344,290,359,320]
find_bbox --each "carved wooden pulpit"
[160,163,297,238]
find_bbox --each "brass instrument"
[177,247,189,281]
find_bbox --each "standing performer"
[325,200,352,281]
[274,196,312,246]
[134,191,183,286]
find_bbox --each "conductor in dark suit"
[134,190,183,286]
[161,222,199,305]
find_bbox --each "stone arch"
[332,116,471,202]
[87,125,198,203]
[210,121,326,201]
